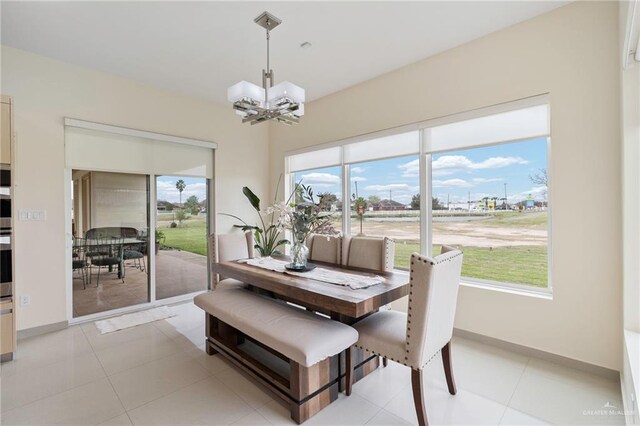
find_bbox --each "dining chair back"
[348,246,463,426]
[344,236,395,272]
[89,237,125,286]
[306,234,342,265]
[72,238,88,289]
[209,232,254,288]
[405,247,463,369]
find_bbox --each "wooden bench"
[194,288,358,423]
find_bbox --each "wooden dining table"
[212,258,410,383]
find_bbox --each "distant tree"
[317,192,338,211]
[432,196,443,210]
[411,194,420,209]
[175,209,188,226]
[175,180,186,206]
[411,194,443,210]
[481,197,489,210]
[185,195,200,215]
[529,168,548,186]
[367,195,381,205]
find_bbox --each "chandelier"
[227,11,305,125]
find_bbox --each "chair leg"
[442,341,457,395]
[383,357,388,367]
[142,255,146,273]
[345,346,353,396]
[411,369,429,426]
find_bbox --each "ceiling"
[1,1,569,104]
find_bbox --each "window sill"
[392,269,552,300]
[460,278,553,300]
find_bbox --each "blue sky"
[156,176,207,203]
[293,137,548,206]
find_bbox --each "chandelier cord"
[264,20,271,105]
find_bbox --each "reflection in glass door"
[71,170,150,317]
[155,176,209,299]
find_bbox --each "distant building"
[372,199,406,211]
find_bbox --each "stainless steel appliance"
[0,164,11,299]
[0,231,11,298]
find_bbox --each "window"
[430,138,548,288]
[292,166,343,232]
[349,156,420,269]
[284,96,550,292]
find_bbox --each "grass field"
[160,217,208,256]
[159,211,548,288]
[394,241,548,287]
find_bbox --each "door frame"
[64,119,217,324]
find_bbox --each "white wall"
[270,2,622,370]
[620,0,640,419]
[1,46,270,331]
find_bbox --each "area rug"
[95,306,176,334]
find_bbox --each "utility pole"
[504,183,508,210]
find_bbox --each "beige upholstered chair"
[306,234,343,264]
[347,246,463,426]
[209,232,255,290]
[343,236,395,272]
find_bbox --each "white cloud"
[471,177,503,184]
[432,155,528,174]
[300,172,340,185]
[510,186,548,202]
[351,166,366,174]
[433,178,473,189]
[156,180,207,203]
[432,177,503,189]
[351,176,367,182]
[364,183,419,193]
[398,159,419,177]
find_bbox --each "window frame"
[284,94,552,296]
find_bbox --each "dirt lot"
[350,211,548,248]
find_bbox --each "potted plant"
[221,178,289,257]
[155,229,165,254]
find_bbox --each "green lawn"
[159,215,548,288]
[394,241,548,288]
[160,218,208,256]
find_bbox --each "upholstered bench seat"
[194,288,358,367]
[215,278,246,290]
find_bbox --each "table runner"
[243,257,384,290]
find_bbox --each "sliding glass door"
[155,176,209,299]
[65,120,216,320]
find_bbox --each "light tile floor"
[0,302,626,425]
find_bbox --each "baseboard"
[17,320,68,340]
[453,328,620,381]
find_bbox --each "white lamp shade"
[227,81,265,105]
[268,81,305,105]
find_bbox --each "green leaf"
[242,187,261,212]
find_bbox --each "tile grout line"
[82,316,219,418]
[79,321,133,425]
[498,356,531,424]
[0,328,106,415]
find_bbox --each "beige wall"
[270,2,622,370]
[1,46,269,331]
